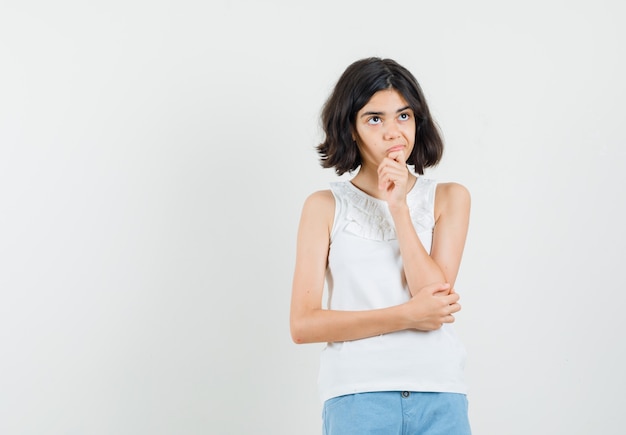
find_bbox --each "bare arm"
[378,152,471,295]
[289,190,461,344]
[430,182,471,288]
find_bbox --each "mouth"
[386,145,405,154]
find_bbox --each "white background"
[1,1,625,434]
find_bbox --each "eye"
[399,112,411,121]
[367,116,382,125]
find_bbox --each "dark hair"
[317,57,444,175]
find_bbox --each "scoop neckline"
[346,176,421,203]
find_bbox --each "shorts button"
[401,391,410,398]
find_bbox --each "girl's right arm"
[289,190,461,344]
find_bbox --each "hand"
[377,149,409,205]
[403,282,462,331]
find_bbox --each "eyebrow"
[360,105,412,118]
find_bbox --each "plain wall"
[1,1,625,434]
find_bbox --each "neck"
[349,167,417,200]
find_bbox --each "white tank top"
[317,177,467,402]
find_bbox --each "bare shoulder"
[300,189,335,227]
[434,182,471,217]
[304,189,335,206]
[436,182,471,203]
[302,189,335,214]
[300,190,335,237]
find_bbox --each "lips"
[386,145,405,154]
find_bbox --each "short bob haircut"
[317,57,444,176]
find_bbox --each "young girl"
[290,57,471,434]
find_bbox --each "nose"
[383,122,401,140]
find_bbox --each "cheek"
[404,123,416,135]
[406,126,416,142]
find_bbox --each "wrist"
[388,201,409,215]
[396,302,414,330]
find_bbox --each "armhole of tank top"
[328,187,340,243]
[430,180,439,218]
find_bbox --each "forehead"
[359,89,410,112]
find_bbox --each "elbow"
[290,320,309,345]
[291,335,307,345]
[290,314,315,345]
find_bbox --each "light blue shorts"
[322,391,471,435]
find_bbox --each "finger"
[377,157,397,176]
[379,175,402,191]
[386,163,406,177]
[379,155,406,170]
[442,293,460,305]
[443,314,456,324]
[387,149,406,164]
[377,175,394,191]
[378,165,408,192]
[376,164,389,187]
[428,282,451,294]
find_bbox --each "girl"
[290,57,471,434]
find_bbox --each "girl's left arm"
[390,182,471,295]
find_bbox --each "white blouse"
[317,177,468,402]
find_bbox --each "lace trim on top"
[332,178,435,242]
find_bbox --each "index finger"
[386,149,406,164]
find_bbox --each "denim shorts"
[322,391,471,435]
